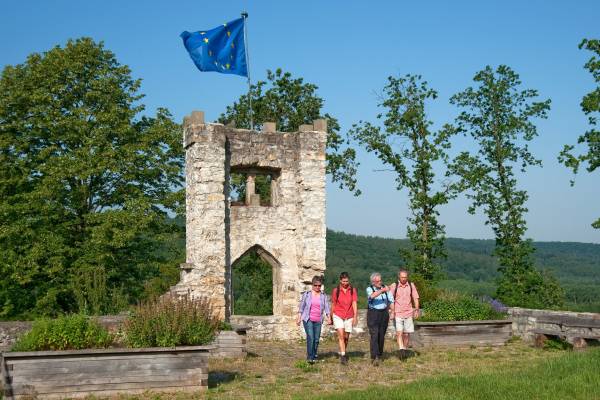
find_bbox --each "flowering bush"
[123,295,220,348]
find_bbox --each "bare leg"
[396,332,404,349]
[337,328,347,354]
[403,333,410,349]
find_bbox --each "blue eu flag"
[180,18,248,77]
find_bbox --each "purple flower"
[482,295,508,313]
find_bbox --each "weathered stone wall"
[172,112,327,339]
[508,307,600,341]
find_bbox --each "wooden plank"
[418,325,511,332]
[416,320,511,327]
[10,380,206,396]
[1,354,14,400]
[418,328,509,337]
[7,352,207,364]
[3,345,214,359]
[8,358,206,373]
[10,373,208,387]
[11,369,207,384]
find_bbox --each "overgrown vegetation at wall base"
[123,295,219,348]
[11,314,112,351]
[420,292,505,322]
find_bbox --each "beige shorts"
[395,316,415,333]
[333,315,353,333]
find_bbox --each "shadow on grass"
[397,349,417,360]
[208,370,241,388]
[318,350,367,360]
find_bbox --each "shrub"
[123,295,220,348]
[420,290,506,321]
[12,314,113,351]
[409,274,440,304]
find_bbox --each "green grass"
[312,348,600,400]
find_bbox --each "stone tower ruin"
[171,111,327,339]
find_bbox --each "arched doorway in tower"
[231,245,279,316]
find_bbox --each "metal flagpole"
[241,11,253,130]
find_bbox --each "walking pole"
[241,11,253,130]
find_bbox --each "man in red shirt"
[389,270,420,351]
[330,271,358,365]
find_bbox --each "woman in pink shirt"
[296,276,331,363]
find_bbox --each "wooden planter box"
[412,320,512,348]
[211,327,247,358]
[1,346,213,400]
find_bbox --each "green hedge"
[12,314,112,351]
[420,292,505,321]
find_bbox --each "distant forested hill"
[325,230,600,312]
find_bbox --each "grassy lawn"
[199,338,590,399]
[5,338,593,399]
[315,346,600,400]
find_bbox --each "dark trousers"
[367,308,389,359]
[303,320,322,361]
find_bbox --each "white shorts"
[333,315,353,333]
[395,317,415,333]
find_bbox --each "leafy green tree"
[448,65,564,308]
[218,68,359,195]
[0,38,184,318]
[559,39,600,229]
[232,251,273,315]
[349,75,455,281]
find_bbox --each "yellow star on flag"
[227,31,231,37]
[225,63,230,69]
[203,38,209,43]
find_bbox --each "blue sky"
[2,0,599,243]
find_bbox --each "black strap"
[368,285,389,307]
[335,285,355,303]
[393,281,415,307]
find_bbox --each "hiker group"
[296,270,420,365]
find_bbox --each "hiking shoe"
[340,355,348,365]
[371,357,380,366]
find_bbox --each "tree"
[559,39,600,229]
[0,38,184,318]
[232,251,273,315]
[218,68,359,195]
[349,75,455,281]
[449,65,564,308]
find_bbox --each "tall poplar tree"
[449,65,563,308]
[560,39,600,229]
[350,75,455,281]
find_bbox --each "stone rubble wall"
[508,307,600,341]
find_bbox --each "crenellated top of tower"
[182,110,327,149]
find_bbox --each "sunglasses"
[313,284,322,287]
